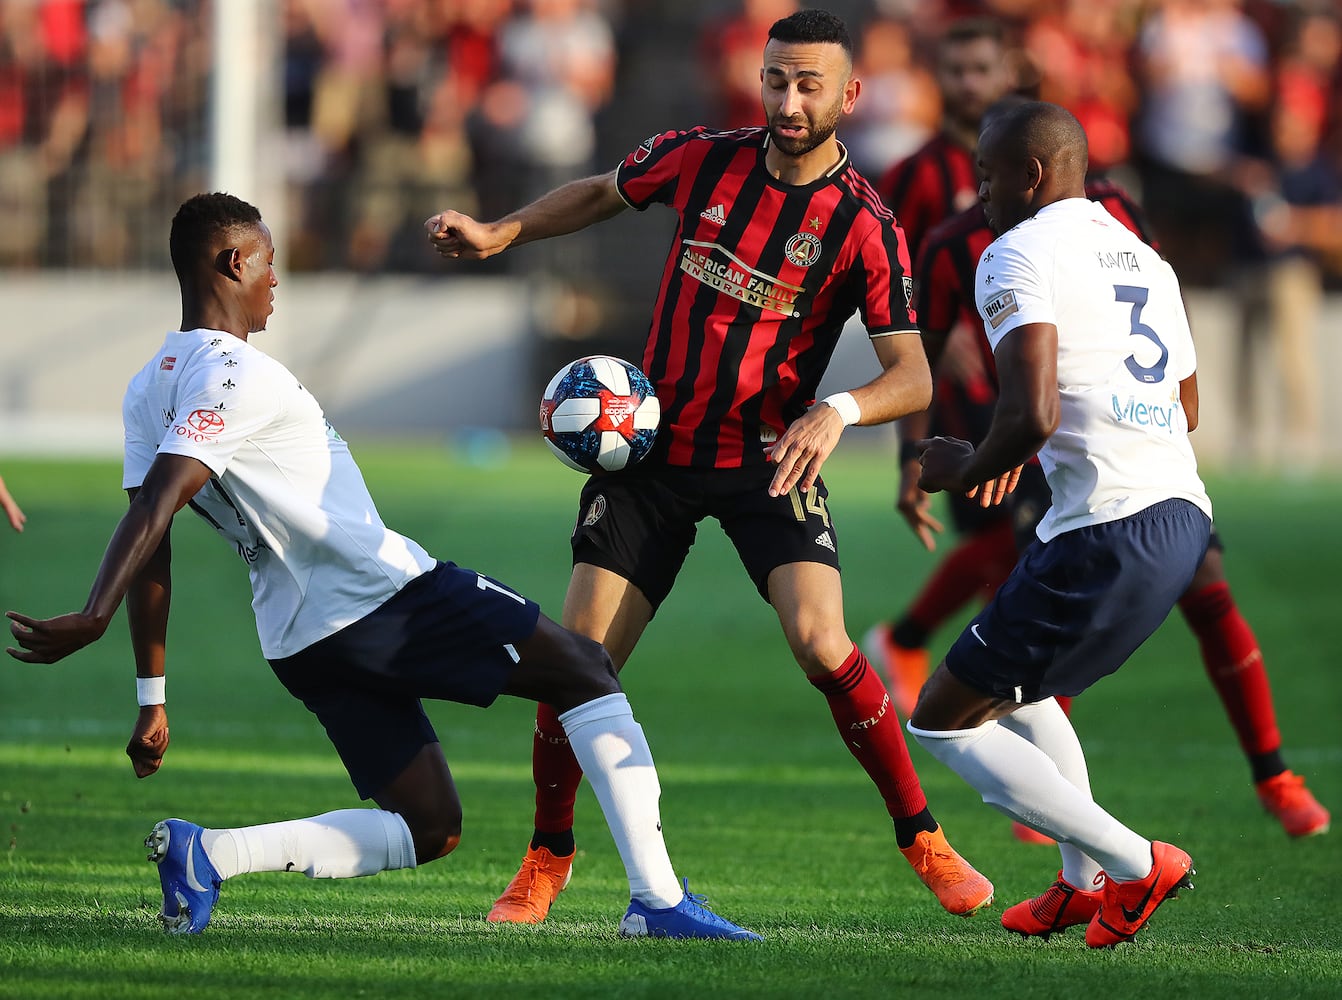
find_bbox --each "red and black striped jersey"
[917,178,1158,392]
[616,126,917,469]
[876,132,979,261]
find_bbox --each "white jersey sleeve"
[973,199,1211,541]
[120,329,436,658]
[976,242,1053,348]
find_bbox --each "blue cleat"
[618,879,762,941]
[145,818,222,934]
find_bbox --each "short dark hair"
[768,9,852,59]
[986,100,1088,174]
[942,16,1006,49]
[169,192,262,281]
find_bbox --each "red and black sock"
[1178,581,1285,783]
[898,520,1018,643]
[810,645,935,847]
[528,703,582,856]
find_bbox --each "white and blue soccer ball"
[540,355,660,473]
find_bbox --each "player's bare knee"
[787,628,854,677]
[411,813,463,864]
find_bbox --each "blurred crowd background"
[3,0,1339,278]
[1,0,1339,465]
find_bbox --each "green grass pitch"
[1,444,1339,998]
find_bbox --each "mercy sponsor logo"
[679,239,802,316]
[1111,393,1182,433]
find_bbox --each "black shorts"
[268,562,541,799]
[570,462,841,611]
[946,499,1211,702]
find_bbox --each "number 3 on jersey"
[1115,284,1168,384]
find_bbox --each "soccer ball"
[539,355,660,473]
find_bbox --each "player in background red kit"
[882,99,1329,843]
[426,9,998,926]
[864,15,1019,735]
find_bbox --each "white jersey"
[122,329,436,658]
[975,198,1212,542]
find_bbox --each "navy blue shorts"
[268,561,541,799]
[571,462,840,610]
[945,499,1211,702]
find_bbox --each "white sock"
[998,700,1105,891]
[200,809,416,880]
[559,692,682,909]
[908,719,1153,882]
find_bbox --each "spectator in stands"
[699,0,799,129]
[843,16,939,178]
[1022,0,1141,174]
[1229,4,1342,472]
[1133,0,1271,284]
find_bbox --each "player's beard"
[768,97,843,157]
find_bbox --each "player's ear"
[1025,156,1044,192]
[213,246,243,281]
[844,76,861,113]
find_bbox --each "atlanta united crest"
[784,231,822,267]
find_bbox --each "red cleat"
[1001,872,1103,939]
[1085,842,1193,948]
[1257,771,1330,838]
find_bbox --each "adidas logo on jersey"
[700,203,726,226]
[815,530,835,552]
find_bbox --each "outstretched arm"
[425,171,628,260]
[7,453,211,663]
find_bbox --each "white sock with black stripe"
[200,809,416,879]
[559,692,683,908]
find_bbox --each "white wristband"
[821,391,861,427]
[136,676,165,707]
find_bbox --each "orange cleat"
[900,826,994,916]
[1256,771,1330,838]
[1001,872,1102,939]
[1085,841,1193,948]
[486,845,574,924]
[1011,821,1056,846]
[862,624,930,718]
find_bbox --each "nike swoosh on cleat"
[184,833,210,893]
[1119,862,1162,924]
